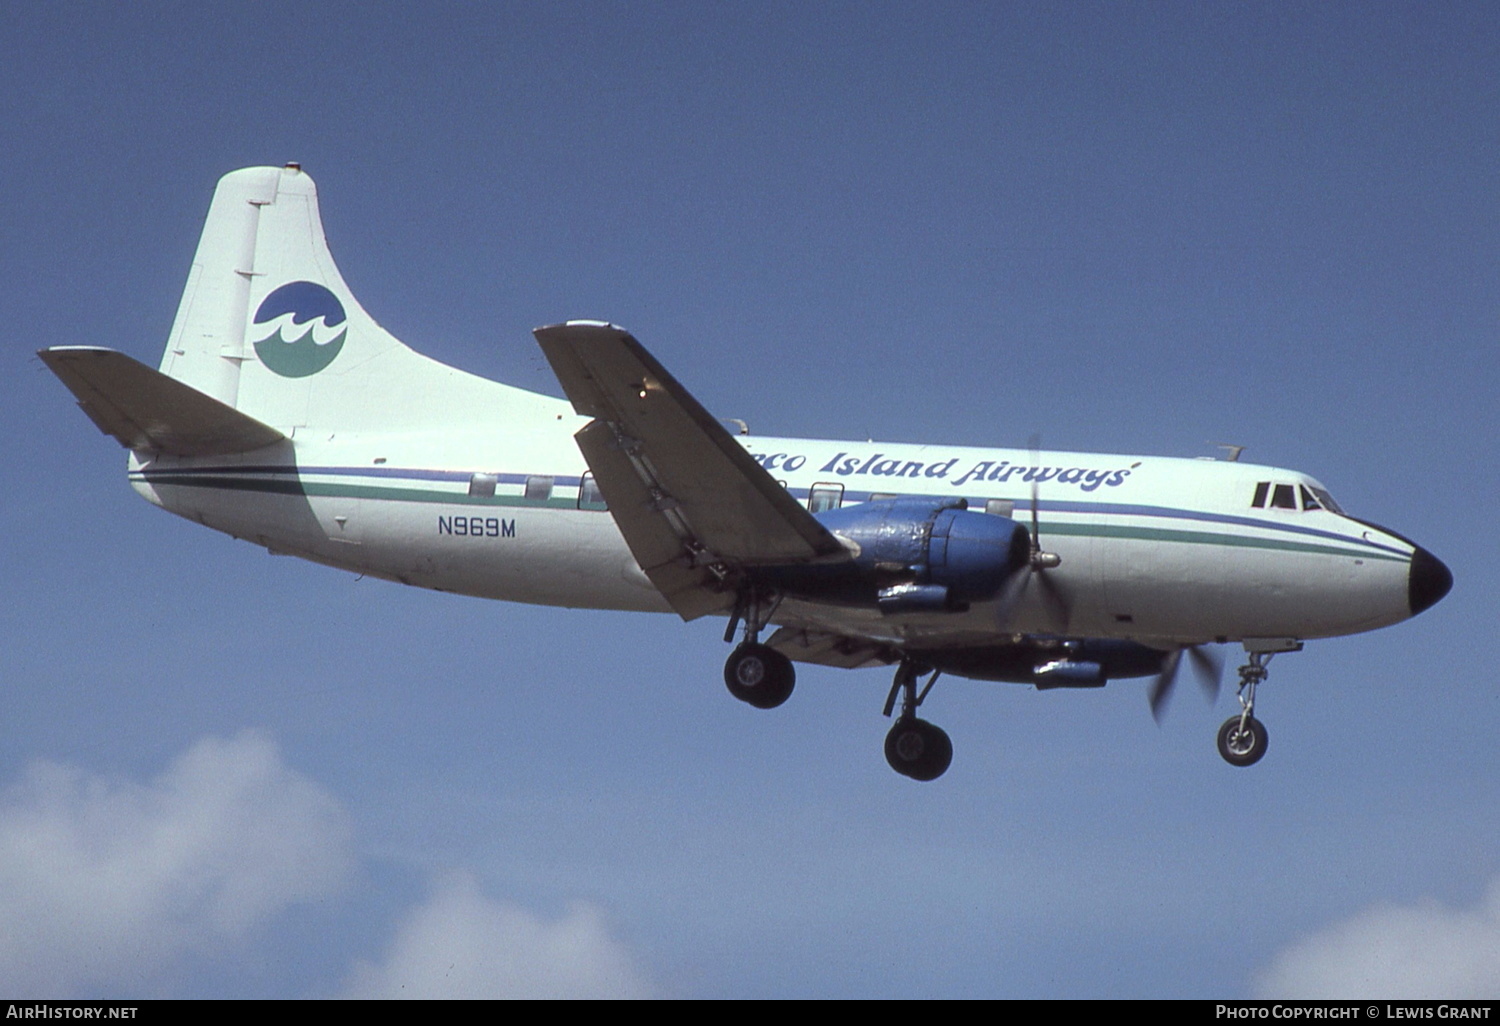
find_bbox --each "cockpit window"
[1253,480,1343,513]
[1309,486,1343,514]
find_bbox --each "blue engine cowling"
[763,496,1031,613]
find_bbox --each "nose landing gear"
[1217,713,1268,766]
[1216,641,1298,767]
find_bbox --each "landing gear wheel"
[1217,715,1269,767]
[884,717,953,781]
[723,643,795,709]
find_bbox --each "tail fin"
[158,164,559,433]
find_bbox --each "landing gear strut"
[1216,647,1290,767]
[882,660,953,781]
[722,588,793,709]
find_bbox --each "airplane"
[39,164,1453,781]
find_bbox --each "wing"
[534,321,849,620]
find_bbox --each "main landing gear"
[881,660,953,781]
[721,589,794,710]
[718,590,953,781]
[724,642,794,709]
[1215,643,1298,767]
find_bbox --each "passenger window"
[868,492,898,503]
[578,473,607,511]
[524,475,555,502]
[1270,484,1296,509]
[808,483,844,513]
[468,473,497,498]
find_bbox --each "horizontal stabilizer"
[39,347,286,456]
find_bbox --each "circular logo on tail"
[252,281,348,378]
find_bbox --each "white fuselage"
[127,420,1416,649]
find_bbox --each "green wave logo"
[253,325,348,378]
[251,281,349,378]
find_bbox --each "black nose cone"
[1408,546,1453,616]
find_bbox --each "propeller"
[995,434,1068,632]
[1148,644,1224,722]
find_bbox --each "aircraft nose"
[1408,545,1453,616]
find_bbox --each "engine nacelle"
[764,496,1031,613]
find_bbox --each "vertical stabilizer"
[161,166,282,405]
[159,164,562,434]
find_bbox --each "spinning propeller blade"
[994,432,1067,631]
[1148,644,1225,723]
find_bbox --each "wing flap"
[535,322,848,620]
[574,419,737,620]
[765,627,898,670]
[40,347,286,456]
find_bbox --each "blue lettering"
[1079,470,1109,492]
[953,461,992,487]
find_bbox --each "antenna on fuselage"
[1214,444,1246,462]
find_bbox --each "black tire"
[884,717,954,781]
[723,643,795,709]
[1217,715,1269,767]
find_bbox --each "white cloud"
[342,871,653,999]
[0,731,353,994]
[1255,881,1500,998]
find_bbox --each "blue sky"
[2,1,1496,998]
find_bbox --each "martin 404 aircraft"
[41,165,1452,780]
